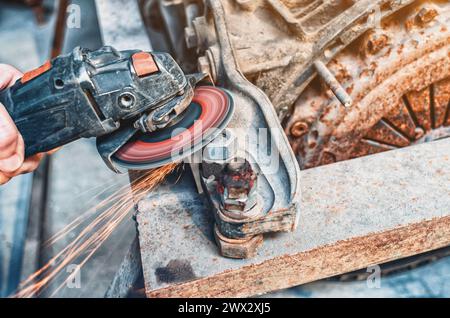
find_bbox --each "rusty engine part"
[143,0,449,168]
[286,1,450,168]
[141,0,301,259]
[140,0,449,259]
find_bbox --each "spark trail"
[14,163,179,298]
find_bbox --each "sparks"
[14,163,179,298]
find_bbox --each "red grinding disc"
[112,86,234,170]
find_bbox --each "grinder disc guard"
[112,86,234,170]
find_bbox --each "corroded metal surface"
[285,1,450,168]
[142,0,450,166]
[161,0,417,116]
[137,138,450,297]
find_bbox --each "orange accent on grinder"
[21,60,52,84]
[132,52,159,77]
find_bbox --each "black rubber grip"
[0,85,67,157]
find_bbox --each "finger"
[17,154,42,174]
[0,132,24,173]
[0,172,11,185]
[47,147,61,155]
[0,103,20,160]
[3,153,43,178]
[21,153,43,173]
[0,64,23,89]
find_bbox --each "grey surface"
[95,0,152,51]
[43,139,134,297]
[137,138,450,296]
[105,237,142,298]
[62,0,103,54]
[0,174,33,297]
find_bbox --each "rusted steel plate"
[136,138,450,297]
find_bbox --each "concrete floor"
[0,0,449,298]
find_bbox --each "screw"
[219,160,258,214]
[290,121,309,138]
[415,127,425,139]
[118,92,136,109]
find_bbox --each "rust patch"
[364,32,390,55]
[434,78,450,127]
[415,7,438,27]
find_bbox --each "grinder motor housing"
[0,46,190,168]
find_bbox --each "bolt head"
[214,226,263,259]
[219,160,258,214]
[290,121,309,138]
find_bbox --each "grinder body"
[0,46,189,158]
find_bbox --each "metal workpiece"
[191,0,301,255]
[136,137,450,298]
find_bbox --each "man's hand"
[0,64,43,185]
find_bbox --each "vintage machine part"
[144,1,300,258]
[177,0,302,258]
[148,0,449,167]
[286,1,450,168]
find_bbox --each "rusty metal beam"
[136,138,450,297]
